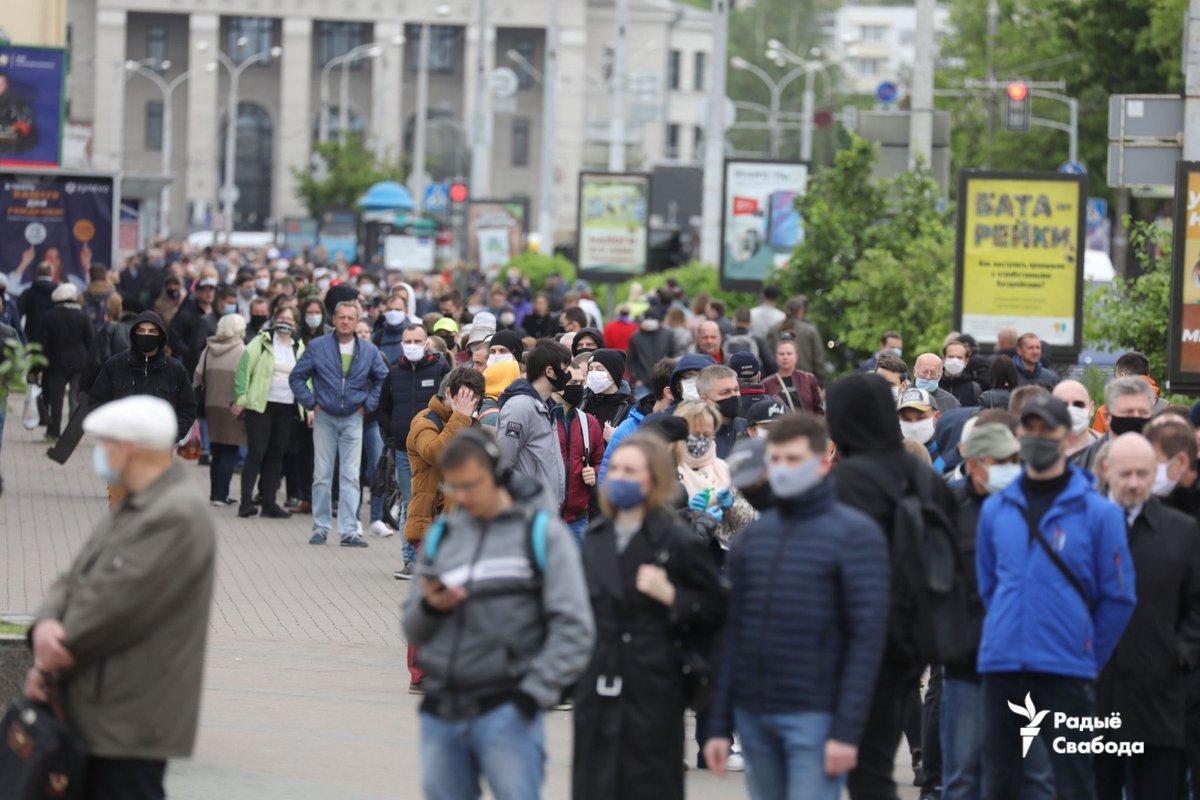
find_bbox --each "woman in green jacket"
[233,306,305,519]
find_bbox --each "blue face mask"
[915,377,940,393]
[605,479,647,510]
[92,444,121,485]
[222,303,238,315]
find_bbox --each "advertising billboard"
[0,45,67,169]
[576,172,651,281]
[1169,162,1200,391]
[1,171,115,290]
[466,199,527,273]
[954,170,1086,352]
[384,234,435,272]
[720,159,808,290]
[282,217,318,252]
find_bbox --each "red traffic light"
[449,183,469,204]
[1006,81,1028,102]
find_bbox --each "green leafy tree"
[783,136,955,373]
[1084,219,1171,377]
[291,137,409,217]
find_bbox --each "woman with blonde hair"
[573,433,727,800]
[673,399,757,548]
[196,312,247,506]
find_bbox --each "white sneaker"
[370,520,396,538]
[726,738,745,772]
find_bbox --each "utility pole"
[986,0,999,142]
[909,0,935,168]
[470,0,492,196]
[413,23,432,212]
[538,0,559,251]
[800,65,815,162]
[608,0,629,171]
[699,0,728,266]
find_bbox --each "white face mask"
[384,310,406,327]
[1067,404,1091,435]
[1153,462,1180,497]
[985,462,1022,494]
[943,357,965,377]
[900,417,936,445]
[305,314,323,330]
[586,371,614,394]
[254,277,270,292]
[681,377,700,401]
[402,343,426,362]
[360,283,377,298]
[486,352,515,368]
[317,278,330,292]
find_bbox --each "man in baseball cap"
[897,387,943,469]
[746,398,788,440]
[729,351,768,418]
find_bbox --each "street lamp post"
[338,43,383,145]
[765,40,831,163]
[125,60,190,237]
[608,0,629,171]
[204,38,282,243]
[729,57,808,159]
[470,0,493,196]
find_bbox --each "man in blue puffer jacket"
[977,395,1136,799]
[290,300,389,547]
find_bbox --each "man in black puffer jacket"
[89,310,196,443]
[825,372,959,800]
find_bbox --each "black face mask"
[250,314,268,329]
[132,332,161,355]
[549,365,572,392]
[438,333,456,352]
[1109,415,1148,436]
[717,396,741,420]
[562,385,584,408]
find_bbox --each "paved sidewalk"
[1,395,920,799]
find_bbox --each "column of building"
[372,20,405,164]
[273,16,312,222]
[92,9,127,172]
[186,13,219,229]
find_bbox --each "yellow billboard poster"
[1168,162,1200,389]
[954,171,1086,350]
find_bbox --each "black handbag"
[0,694,87,800]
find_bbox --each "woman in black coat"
[573,433,727,800]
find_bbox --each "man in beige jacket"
[24,395,216,799]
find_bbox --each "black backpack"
[0,697,87,800]
[889,461,975,668]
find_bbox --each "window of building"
[693,125,704,160]
[406,25,460,74]
[225,17,273,59]
[512,117,530,167]
[145,101,164,151]
[859,25,888,42]
[316,21,370,68]
[665,123,680,159]
[667,49,681,91]
[513,36,536,89]
[898,28,915,46]
[146,24,168,67]
[693,52,706,92]
[855,57,884,76]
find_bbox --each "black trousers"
[84,757,166,800]
[921,668,943,789]
[43,371,80,437]
[241,402,293,511]
[284,415,313,502]
[848,667,914,800]
[209,442,239,502]
[982,672,1097,800]
[1096,745,1180,800]
[1181,670,1200,799]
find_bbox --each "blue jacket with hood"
[976,467,1136,679]
[289,332,389,417]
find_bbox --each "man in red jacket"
[555,356,606,543]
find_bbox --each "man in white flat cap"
[24,395,216,799]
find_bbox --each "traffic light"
[1004,80,1030,132]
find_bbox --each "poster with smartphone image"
[720,159,808,291]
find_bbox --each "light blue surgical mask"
[768,457,823,499]
[92,444,121,485]
[915,377,940,393]
[985,462,1021,494]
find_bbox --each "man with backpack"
[976,395,1135,799]
[403,430,594,800]
[824,372,961,800]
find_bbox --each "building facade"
[823,3,950,96]
[62,0,713,244]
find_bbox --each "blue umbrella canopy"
[357,181,415,212]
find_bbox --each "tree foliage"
[783,137,955,374]
[1084,220,1172,377]
[291,138,409,217]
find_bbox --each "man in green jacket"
[25,395,216,798]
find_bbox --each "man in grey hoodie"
[496,339,572,507]
[403,429,594,800]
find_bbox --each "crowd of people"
[7,240,1200,800]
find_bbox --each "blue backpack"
[423,508,551,577]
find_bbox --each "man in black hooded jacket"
[89,310,197,442]
[826,372,958,800]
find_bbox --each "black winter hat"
[589,348,626,387]
[489,329,525,362]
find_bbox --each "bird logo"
[1008,692,1050,757]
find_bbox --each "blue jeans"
[312,411,363,539]
[566,516,588,545]
[199,417,210,458]
[735,708,844,800]
[942,677,1054,800]
[395,450,415,562]
[363,420,384,523]
[419,703,545,800]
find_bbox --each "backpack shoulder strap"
[526,509,550,576]
[578,410,591,458]
[425,409,445,433]
[424,517,448,564]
